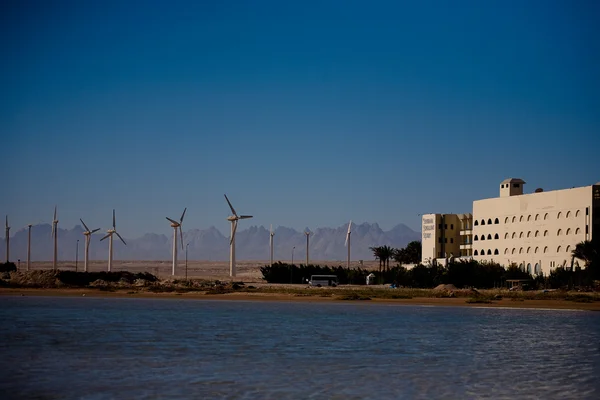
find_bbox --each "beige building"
[422,178,600,275]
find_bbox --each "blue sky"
[2,0,599,238]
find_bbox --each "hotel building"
[421,179,600,275]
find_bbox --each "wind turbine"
[224,194,253,277]
[27,224,32,271]
[80,218,100,272]
[4,216,9,263]
[51,206,58,271]
[304,229,314,266]
[269,224,275,268]
[166,208,186,276]
[344,220,352,269]
[100,209,126,272]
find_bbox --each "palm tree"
[379,245,394,272]
[571,240,598,268]
[370,246,383,276]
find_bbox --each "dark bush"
[0,262,17,273]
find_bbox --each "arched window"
[534,247,538,254]
[566,245,571,253]
[494,233,499,239]
[535,214,539,221]
[534,263,541,275]
[512,216,516,223]
[576,228,581,234]
[494,218,499,224]
[474,235,478,241]
[557,246,561,253]
[481,219,486,225]
[512,232,516,239]
[494,249,499,255]
[527,263,532,274]
[527,247,531,254]
[481,249,485,255]
[543,246,548,253]
[562,260,567,268]
[474,250,478,256]
[576,210,580,217]
[487,219,492,225]
[504,233,509,239]
[487,234,492,240]
[527,215,531,221]
[535,230,539,237]
[504,248,509,254]
[474,220,479,226]
[519,232,524,238]
[557,229,562,236]
[519,263,525,272]
[527,231,531,238]
[512,248,516,254]
[519,247,523,254]
[504,217,509,224]
[519,216,524,222]
[557,212,562,219]
[544,230,548,237]
[566,228,571,235]
[487,249,492,255]
[481,235,485,241]
[544,213,548,220]
[566,211,571,218]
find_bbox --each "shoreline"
[2,288,599,311]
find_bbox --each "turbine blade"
[270,224,273,234]
[115,231,126,245]
[344,233,348,248]
[5,215,7,228]
[80,218,90,232]
[224,194,238,216]
[54,206,57,220]
[100,233,111,241]
[230,220,238,245]
[91,228,101,234]
[347,220,352,234]
[180,207,187,223]
[239,215,253,219]
[112,209,116,229]
[179,227,184,249]
[166,217,178,225]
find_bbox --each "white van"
[309,275,338,287]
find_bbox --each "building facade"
[422,178,600,275]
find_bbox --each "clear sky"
[2,0,599,238]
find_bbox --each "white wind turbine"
[344,220,352,269]
[100,209,126,272]
[80,218,100,272]
[269,224,275,268]
[51,206,58,271]
[304,229,314,266]
[4,215,10,263]
[224,194,253,277]
[166,208,186,276]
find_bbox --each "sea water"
[1,296,599,399]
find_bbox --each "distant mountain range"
[1,223,420,263]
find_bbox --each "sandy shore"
[2,288,599,311]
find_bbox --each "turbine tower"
[100,209,126,272]
[5,216,10,263]
[51,206,58,271]
[166,208,186,276]
[224,194,253,277]
[269,224,275,268]
[344,220,352,269]
[80,218,100,272]
[304,229,313,266]
[27,224,32,271]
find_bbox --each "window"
[519,232,524,238]
[494,218,499,224]
[566,245,571,253]
[535,230,539,237]
[527,247,531,254]
[474,220,479,226]
[450,238,454,244]
[566,228,571,235]
[504,248,509,255]
[519,247,523,254]
[576,210,580,217]
[438,224,442,229]
[512,232,516,239]
[513,183,520,188]
[535,214,539,221]
[481,219,486,225]
[487,249,492,255]
[444,238,447,243]
[576,228,581,234]
[544,213,548,220]
[504,233,509,239]
[444,224,447,229]
[557,246,561,253]
[557,229,562,236]
[566,211,571,218]
[474,235,478,241]
[494,249,499,255]
[488,219,492,224]
[438,238,442,243]
[527,215,531,221]
[527,263,532,274]
[474,250,478,256]
[527,231,531,238]
[450,224,454,229]
[534,263,541,275]
[512,248,516,254]
[481,249,485,255]
[519,263,525,272]
[557,212,562,219]
[505,217,509,224]
[586,225,589,234]
[512,216,516,223]
[534,247,538,254]
[544,230,548,237]
[481,235,485,241]
[520,216,524,222]
[487,234,492,240]
[586,207,589,215]
[501,184,504,188]
[543,246,548,253]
